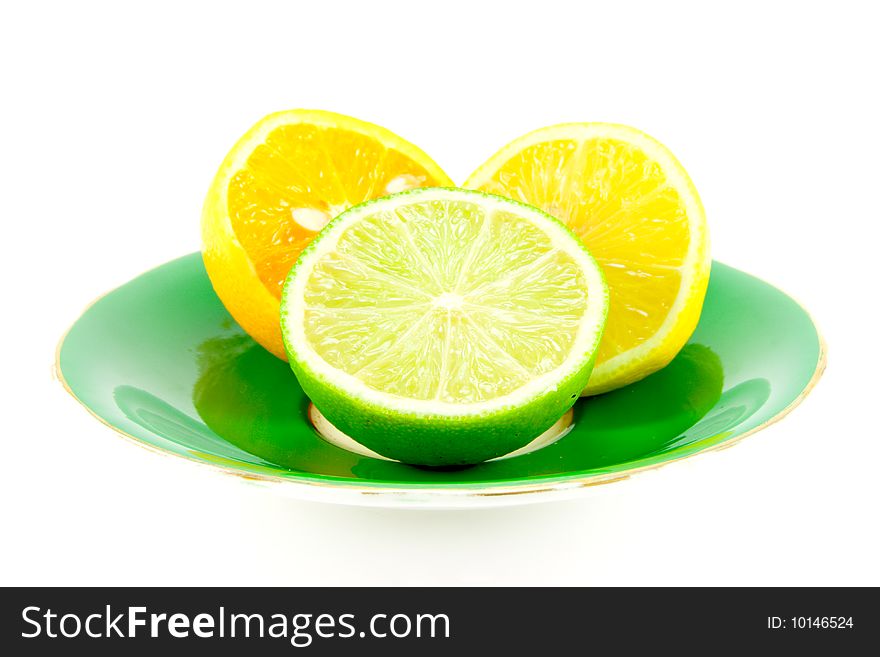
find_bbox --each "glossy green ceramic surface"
[58,254,823,492]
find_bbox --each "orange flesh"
[227,124,443,298]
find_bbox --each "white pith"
[464,123,709,390]
[281,189,608,417]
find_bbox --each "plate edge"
[53,256,828,506]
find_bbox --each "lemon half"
[466,123,710,395]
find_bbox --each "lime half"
[280,188,608,465]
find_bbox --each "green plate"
[57,254,824,507]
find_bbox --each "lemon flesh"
[465,123,710,395]
[281,188,608,465]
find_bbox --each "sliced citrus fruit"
[202,110,453,359]
[465,123,710,395]
[280,188,609,466]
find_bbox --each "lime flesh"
[281,188,608,465]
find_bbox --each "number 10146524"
[768,617,854,630]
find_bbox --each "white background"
[2,1,878,586]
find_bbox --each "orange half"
[202,110,453,358]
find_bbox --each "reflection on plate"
[57,254,824,507]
